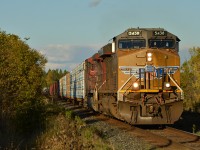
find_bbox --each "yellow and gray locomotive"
[85,28,183,124]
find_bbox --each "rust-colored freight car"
[49,81,59,98]
[66,73,70,99]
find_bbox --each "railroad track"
[57,99,200,149]
[149,127,200,149]
[95,115,199,150]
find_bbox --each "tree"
[45,69,69,88]
[0,30,47,117]
[181,47,200,111]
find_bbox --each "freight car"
[49,73,70,100]
[49,81,59,98]
[51,28,183,125]
[70,62,85,101]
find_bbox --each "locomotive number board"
[127,31,142,36]
[153,31,167,36]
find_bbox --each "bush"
[36,108,112,150]
[14,99,46,134]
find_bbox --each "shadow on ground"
[172,111,200,133]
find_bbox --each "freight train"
[49,28,183,125]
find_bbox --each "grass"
[36,108,112,150]
[0,99,152,150]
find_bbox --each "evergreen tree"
[45,69,69,88]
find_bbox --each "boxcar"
[70,62,85,101]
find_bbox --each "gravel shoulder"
[68,104,153,150]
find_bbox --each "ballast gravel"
[83,116,152,150]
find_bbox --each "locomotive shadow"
[75,109,98,119]
[72,108,102,125]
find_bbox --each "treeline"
[45,69,68,87]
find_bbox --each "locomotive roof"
[113,27,180,41]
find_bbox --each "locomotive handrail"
[98,80,106,91]
[167,72,184,100]
[117,73,135,101]
[123,78,140,96]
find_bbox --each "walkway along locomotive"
[50,28,183,125]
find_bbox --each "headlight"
[147,57,152,61]
[164,82,171,90]
[165,82,171,88]
[147,52,153,62]
[147,53,152,57]
[133,82,139,89]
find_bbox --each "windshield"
[149,39,175,48]
[118,39,146,49]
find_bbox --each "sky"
[0,0,200,71]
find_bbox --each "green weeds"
[36,108,112,150]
